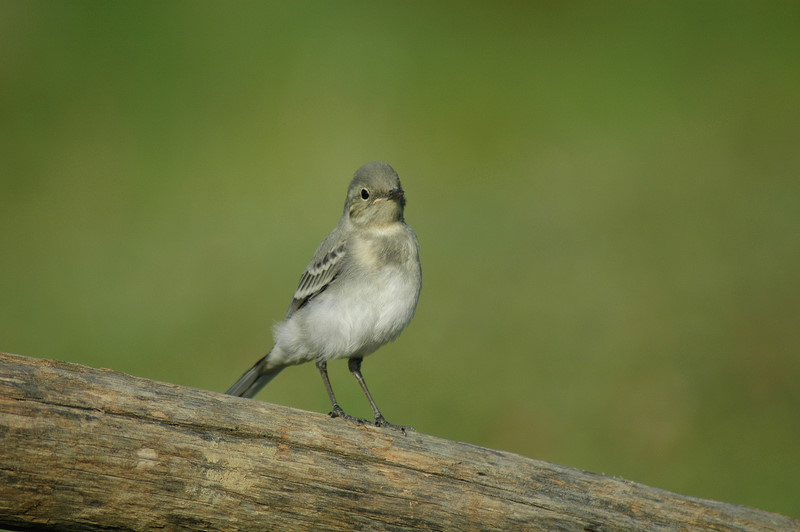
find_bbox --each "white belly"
[272,262,420,365]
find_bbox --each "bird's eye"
[360,188,370,200]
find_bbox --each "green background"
[2,1,798,519]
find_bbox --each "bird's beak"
[387,188,405,200]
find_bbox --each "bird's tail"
[225,351,285,398]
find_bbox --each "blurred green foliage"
[1,1,799,519]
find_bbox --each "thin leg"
[348,357,411,434]
[316,360,366,424]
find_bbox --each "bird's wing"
[286,239,347,317]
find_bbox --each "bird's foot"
[373,414,413,436]
[329,404,368,425]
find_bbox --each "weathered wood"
[0,352,796,531]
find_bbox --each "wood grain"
[0,352,796,531]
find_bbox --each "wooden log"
[0,352,796,531]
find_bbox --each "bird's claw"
[373,414,413,435]
[329,404,368,425]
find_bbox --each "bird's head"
[345,161,406,226]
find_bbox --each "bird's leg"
[348,357,412,435]
[316,360,366,424]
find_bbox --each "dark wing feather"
[286,240,347,317]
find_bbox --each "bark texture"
[0,352,796,531]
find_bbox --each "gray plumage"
[226,162,421,430]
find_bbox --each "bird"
[226,161,421,432]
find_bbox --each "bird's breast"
[272,223,421,364]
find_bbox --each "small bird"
[226,161,421,431]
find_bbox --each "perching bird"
[226,161,421,431]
